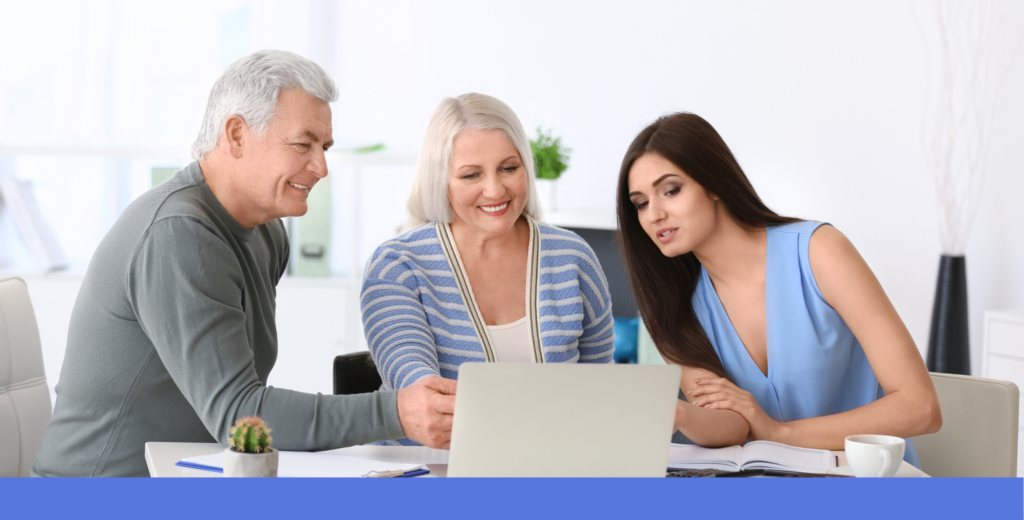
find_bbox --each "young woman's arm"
[690,225,941,449]
[674,365,749,447]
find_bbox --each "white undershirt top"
[486,316,533,363]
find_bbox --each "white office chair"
[912,372,1019,477]
[0,277,52,477]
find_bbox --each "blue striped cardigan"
[361,217,615,394]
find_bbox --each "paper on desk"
[181,450,422,477]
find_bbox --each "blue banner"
[5,478,1022,519]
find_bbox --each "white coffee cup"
[844,435,905,478]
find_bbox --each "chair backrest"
[912,372,1019,477]
[333,351,383,395]
[0,277,52,477]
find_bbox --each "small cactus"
[228,416,274,453]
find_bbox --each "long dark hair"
[617,113,799,377]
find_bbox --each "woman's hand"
[689,377,783,442]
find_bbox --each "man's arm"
[128,217,413,450]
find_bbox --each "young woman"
[617,113,940,466]
[361,93,615,445]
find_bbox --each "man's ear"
[223,115,247,159]
[709,192,721,202]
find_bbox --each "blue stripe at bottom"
[6,478,1021,519]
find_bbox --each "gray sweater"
[32,162,403,477]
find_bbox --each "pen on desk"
[397,469,430,478]
[366,468,431,478]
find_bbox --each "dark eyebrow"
[652,173,679,187]
[628,173,680,198]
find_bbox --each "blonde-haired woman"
[361,93,615,445]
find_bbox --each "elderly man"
[32,50,455,477]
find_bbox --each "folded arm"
[773,226,940,447]
[674,365,750,447]
[690,226,941,449]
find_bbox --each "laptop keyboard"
[666,468,733,478]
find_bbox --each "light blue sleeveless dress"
[691,220,920,467]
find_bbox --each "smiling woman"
[361,93,617,446]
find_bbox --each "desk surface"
[146,442,450,478]
[146,442,928,478]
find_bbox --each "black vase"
[926,255,970,375]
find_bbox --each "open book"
[668,441,836,474]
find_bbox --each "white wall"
[327,0,1024,370]
[9,1,1024,400]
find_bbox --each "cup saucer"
[826,466,855,477]
[827,465,927,478]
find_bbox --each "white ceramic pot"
[223,447,279,478]
[534,178,558,213]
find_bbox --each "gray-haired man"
[32,50,455,477]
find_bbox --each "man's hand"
[396,375,457,449]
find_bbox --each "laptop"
[445,363,681,477]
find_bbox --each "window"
[0,1,340,272]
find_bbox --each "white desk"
[145,442,450,478]
[146,442,928,478]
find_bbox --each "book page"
[738,441,834,473]
[667,443,743,471]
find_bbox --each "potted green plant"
[530,127,571,213]
[223,415,278,477]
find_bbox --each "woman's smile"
[479,200,511,216]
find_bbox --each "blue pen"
[175,461,223,473]
[367,467,431,478]
[396,468,430,478]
